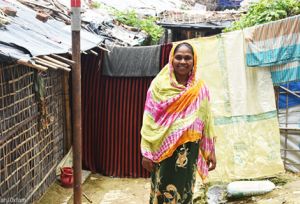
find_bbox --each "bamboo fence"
[275,85,300,172]
[0,63,66,203]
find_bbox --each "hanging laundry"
[245,15,300,84]
[188,31,284,181]
[269,61,300,85]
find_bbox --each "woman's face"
[172,45,194,79]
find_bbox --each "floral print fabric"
[150,141,199,204]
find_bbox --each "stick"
[50,54,75,65]
[34,59,59,69]
[42,56,70,67]
[17,59,48,71]
[83,192,93,203]
[34,57,71,72]
[25,162,57,203]
[97,45,111,53]
[279,86,300,98]
[63,72,72,152]
[89,50,98,56]
[33,57,60,68]
[58,66,71,72]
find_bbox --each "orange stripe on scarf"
[166,80,204,114]
[158,130,202,162]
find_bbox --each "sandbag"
[227,180,275,198]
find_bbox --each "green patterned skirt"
[150,141,199,204]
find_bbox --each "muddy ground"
[36,172,300,204]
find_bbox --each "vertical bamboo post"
[63,71,72,152]
[284,84,289,171]
[71,0,82,203]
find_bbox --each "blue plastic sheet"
[278,81,300,109]
[217,0,242,9]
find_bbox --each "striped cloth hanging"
[245,15,300,85]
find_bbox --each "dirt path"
[227,173,300,204]
[37,172,300,204]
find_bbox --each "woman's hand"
[207,150,216,171]
[142,157,155,172]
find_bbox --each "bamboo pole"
[55,66,71,72]
[42,55,70,67]
[280,127,300,131]
[71,0,82,203]
[279,86,300,98]
[63,72,72,153]
[25,162,57,203]
[34,57,63,68]
[34,57,71,72]
[89,49,98,56]
[50,54,75,65]
[34,59,59,69]
[17,59,48,71]
[97,45,110,53]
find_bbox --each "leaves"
[224,0,300,32]
[113,10,163,44]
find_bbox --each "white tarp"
[278,105,300,173]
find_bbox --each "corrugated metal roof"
[0,0,103,60]
[157,21,232,29]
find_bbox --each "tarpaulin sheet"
[189,30,284,181]
[0,0,103,60]
[102,45,161,77]
[278,105,300,173]
[278,82,300,109]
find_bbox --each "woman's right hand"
[142,157,155,172]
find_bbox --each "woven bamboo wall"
[0,63,65,203]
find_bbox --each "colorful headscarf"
[141,42,216,179]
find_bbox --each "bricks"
[36,11,50,23]
[2,7,17,16]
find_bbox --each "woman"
[141,42,216,204]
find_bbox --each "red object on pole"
[71,0,81,7]
[71,0,82,203]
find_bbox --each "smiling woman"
[141,42,217,204]
[172,43,194,86]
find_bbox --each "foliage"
[90,1,102,9]
[113,10,164,44]
[224,0,300,32]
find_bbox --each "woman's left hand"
[207,150,216,171]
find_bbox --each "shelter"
[0,0,103,202]
[1,0,300,203]
[157,9,243,41]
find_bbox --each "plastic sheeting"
[217,0,242,9]
[0,0,103,61]
[102,45,161,76]
[189,30,284,181]
[278,105,300,173]
[278,82,300,109]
